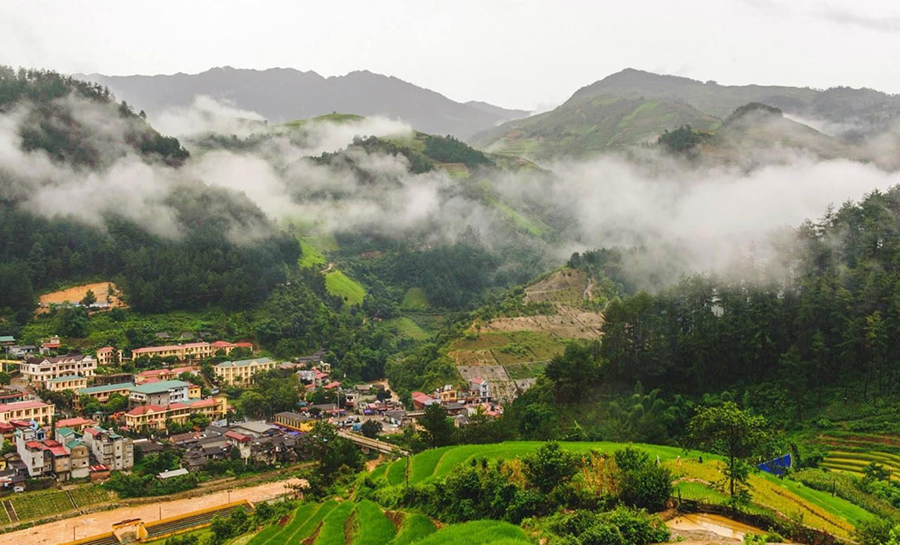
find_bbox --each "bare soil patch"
[38,282,126,314]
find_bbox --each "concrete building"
[214,358,276,386]
[0,400,54,425]
[82,426,133,471]
[468,378,491,401]
[123,398,227,432]
[128,380,190,406]
[14,426,71,479]
[46,374,88,392]
[273,411,312,432]
[75,382,134,406]
[21,355,96,387]
[95,346,119,366]
[130,340,250,362]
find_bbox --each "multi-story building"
[14,426,71,479]
[123,398,227,432]
[95,346,119,366]
[468,378,491,401]
[128,380,190,406]
[130,340,251,362]
[46,374,88,392]
[21,355,96,387]
[135,366,198,384]
[75,382,134,406]
[82,426,133,471]
[214,358,276,386]
[0,400,54,425]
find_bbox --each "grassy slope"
[472,94,720,161]
[380,317,430,341]
[326,270,367,306]
[354,500,398,545]
[390,514,437,545]
[283,113,366,128]
[372,441,870,539]
[401,288,430,311]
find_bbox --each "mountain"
[77,67,528,139]
[470,93,721,161]
[573,68,900,139]
[473,68,900,162]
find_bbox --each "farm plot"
[10,489,75,520]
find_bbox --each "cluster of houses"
[0,332,506,492]
[408,377,501,427]
[0,416,131,486]
[1,335,61,360]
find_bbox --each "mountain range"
[473,68,900,162]
[78,67,530,139]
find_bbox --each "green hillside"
[242,500,524,545]
[471,93,721,161]
[370,441,871,539]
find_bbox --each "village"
[0,333,501,497]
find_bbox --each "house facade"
[123,398,227,431]
[128,380,190,406]
[0,400,55,425]
[82,427,134,471]
[214,358,276,386]
[21,355,96,387]
[46,374,88,392]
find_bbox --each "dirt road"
[0,478,303,545]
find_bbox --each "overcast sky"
[1,0,899,111]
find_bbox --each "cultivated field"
[243,499,525,545]
[371,441,871,539]
[38,282,125,313]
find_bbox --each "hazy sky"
[1,0,899,110]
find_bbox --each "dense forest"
[0,68,301,329]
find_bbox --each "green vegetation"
[390,514,436,545]
[325,269,367,306]
[472,93,720,161]
[400,288,429,311]
[299,238,328,268]
[315,501,356,545]
[353,500,398,545]
[9,488,76,520]
[283,113,365,128]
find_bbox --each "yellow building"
[123,397,226,432]
[46,374,88,392]
[75,382,135,406]
[188,383,201,399]
[0,400,55,425]
[214,358,276,386]
[274,411,314,432]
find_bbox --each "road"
[0,478,303,545]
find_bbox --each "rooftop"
[57,416,94,427]
[0,400,51,411]
[76,382,134,395]
[215,357,274,369]
[48,374,85,383]
[130,380,190,395]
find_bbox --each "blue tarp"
[758,453,792,476]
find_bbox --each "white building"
[82,426,134,471]
[128,380,190,406]
[21,355,96,387]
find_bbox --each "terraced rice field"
[819,433,900,476]
[372,441,871,539]
[245,501,506,545]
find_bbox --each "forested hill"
[0,68,300,328]
[589,187,900,426]
[79,67,530,139]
